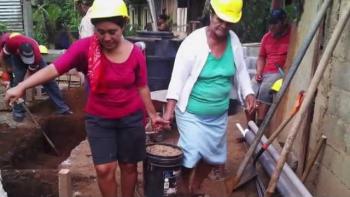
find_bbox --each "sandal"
[208,166,227,181]
[192,193,210,197]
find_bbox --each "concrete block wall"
[308,0,350,196]
[242,43,260,79]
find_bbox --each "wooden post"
[59,169,72,197]
[22,0,33,37]
[301,135,327,182]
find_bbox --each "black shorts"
[85,110,146,165]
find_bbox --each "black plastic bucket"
[144,143,183,197]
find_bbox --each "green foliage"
[33,3,49,45]
[45,4,62,28]
[33,0,80,46]
[60,1,81,32]
[0,22,8,33]
[233,0,271,43]
[124,24,141,36]
[285,3,301,22]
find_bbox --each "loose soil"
[0,88,269,197]
[0,88,86,197]
[146,144,182,157]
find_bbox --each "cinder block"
[332,88,350,124]
[321,145,350,188]
[315,164,350,197]
[324,88,350,124]
[321,114,346,152]
[331,63,350,92]
[325,88,342,117]
[332,10,350,62]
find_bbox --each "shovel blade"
[225,165,258,194]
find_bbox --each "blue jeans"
[7,55,70,118]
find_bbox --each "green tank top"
[187,35,236,115]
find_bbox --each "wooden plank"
[59,169,72,197]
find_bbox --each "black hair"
[81,0,93,6]
[91,16,128,28]
[209,6,215,16]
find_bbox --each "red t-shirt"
[259,27,291,74]
[54,37,148,119]
[3,34,42,65]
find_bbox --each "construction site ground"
[0,87,269,197]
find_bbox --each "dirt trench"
[0,88,86,197]
[0,88,266,197]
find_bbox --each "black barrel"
[146,55,174,91]
[144,143,183,197]
[127,31,182,91]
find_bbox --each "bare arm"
[138,85,158,119]
[256,56,265,82]
[0,50,5,66]
[4,64,59,104]
[163,99,177,122]
[0,71,9,88]
[138,85,169,130]
[0,50,11,72]
[245,94,256,114]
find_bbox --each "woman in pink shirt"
[4,0,167,197]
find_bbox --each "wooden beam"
[22,0,33,37]
[59,169,72,197]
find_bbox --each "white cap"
[135,41,146,51]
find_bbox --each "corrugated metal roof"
[0,0,24,32]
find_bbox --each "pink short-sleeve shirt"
[54,37,148,118]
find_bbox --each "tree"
[32,0,80,46]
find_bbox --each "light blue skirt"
[175,108,228,168]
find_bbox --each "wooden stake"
[59,169,72,197]
[301,135,327,182]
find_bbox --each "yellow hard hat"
[39,45,48,54]
[210,0,243,23]
[9,32,21,38]
[90,0,128,19]
[271,78,283,92]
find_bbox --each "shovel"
[17,98,60,155]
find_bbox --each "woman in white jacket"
[163,0,255,196]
